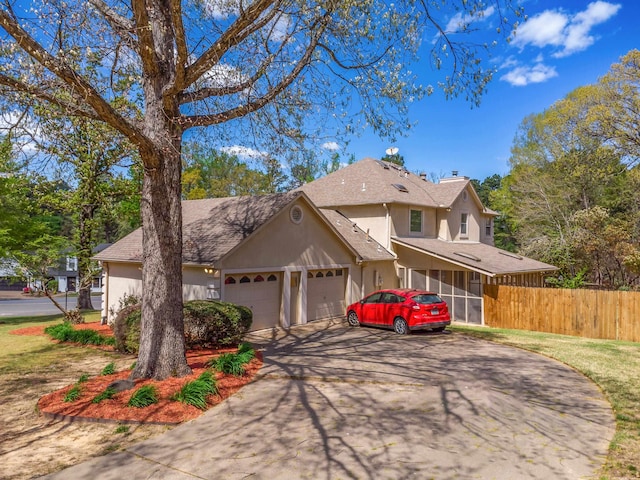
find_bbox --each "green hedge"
[113,300,252,354]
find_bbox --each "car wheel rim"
[348,312,358,326]
[395,319,407,334]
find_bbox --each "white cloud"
[321,141,340,151]
[202,0,239,19]
[220,145,267,159]
[202,63,247,89]
[556,1,622,57]
[500,63,558,86]
[512,1,621,57]
[444,6,496,33]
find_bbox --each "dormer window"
[460,213,468,237]
[410,209,423,234]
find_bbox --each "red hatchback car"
[346,288,451,334]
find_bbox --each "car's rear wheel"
[393,317,409,335]
[432,326,446,333]
[347,311,360,327]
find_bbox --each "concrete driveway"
[44,320,614,480]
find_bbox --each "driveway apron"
[42,320,614,480]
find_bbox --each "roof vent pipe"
[452,170,458,177]
[419,172,427,181]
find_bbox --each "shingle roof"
[299,158,493,212]
[320,209,396,262]
[392,236,557,276]
[95,192,301,265]
[94,192,396,266]
[299,158,441,207]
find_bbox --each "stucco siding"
[331,204,389,246]
[220,200,355,269]
[102,262,142,323]
[183,267,210,300]
[448,187,482,241]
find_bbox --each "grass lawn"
[452,324,640,480]
[0,311,115,374]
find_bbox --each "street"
[0,295,103,317]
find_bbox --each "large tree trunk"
[130,133,191,380]
[76,203,94,311]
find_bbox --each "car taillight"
[410,303,420,311]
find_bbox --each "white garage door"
[307,269,346,322]
[224,273,281,331]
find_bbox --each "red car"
[346,288,451,334]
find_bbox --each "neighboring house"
[95,191,395,329]
[0,259,26,291]
[298,158,557,324]
[45,254,79,293]
[96,158,556,331]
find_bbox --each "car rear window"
[411,294,444,305]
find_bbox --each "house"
[96,158,556,331]
[94,191,396,329]
[0,259,26,291]
[298,158,557,323]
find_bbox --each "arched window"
[326,270,334,277]
[308,271,313,278]
[315,272,324,278]
[267,274,277,282]
[254,275,264,282]
[239,276,251,283]
[225,276,236,284]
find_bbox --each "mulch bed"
[12,321,263,424]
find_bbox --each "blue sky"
[343,0,639,181]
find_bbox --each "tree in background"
[0,136,44,259]
[493,50,640,288]
[470,174,517,251]
[0,0,522,379]
[30,114,137,310]
[182,144,284,198]
[584,49,640,164]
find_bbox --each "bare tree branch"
[184,0,278,88]
[87,0,137,50]
[0,73,102,120]
[182,13,329,128]
[170,0,188,92]
[0,7,153,151]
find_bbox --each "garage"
[307,268,346,321]
[224,272,281,331]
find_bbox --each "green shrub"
[44,323,115,347]
[127,385,159,408]
[209,343,255,376]
[64,385,82,402]
[237,342,255,363]
[211,353,245,376]
[77,374,90,383]
[113,300,253,354]
[92,387,117,404]
[112,304,142,354]
[101,362,116,375]
[171,371,218,410]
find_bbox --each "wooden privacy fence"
[483,284,640,343]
